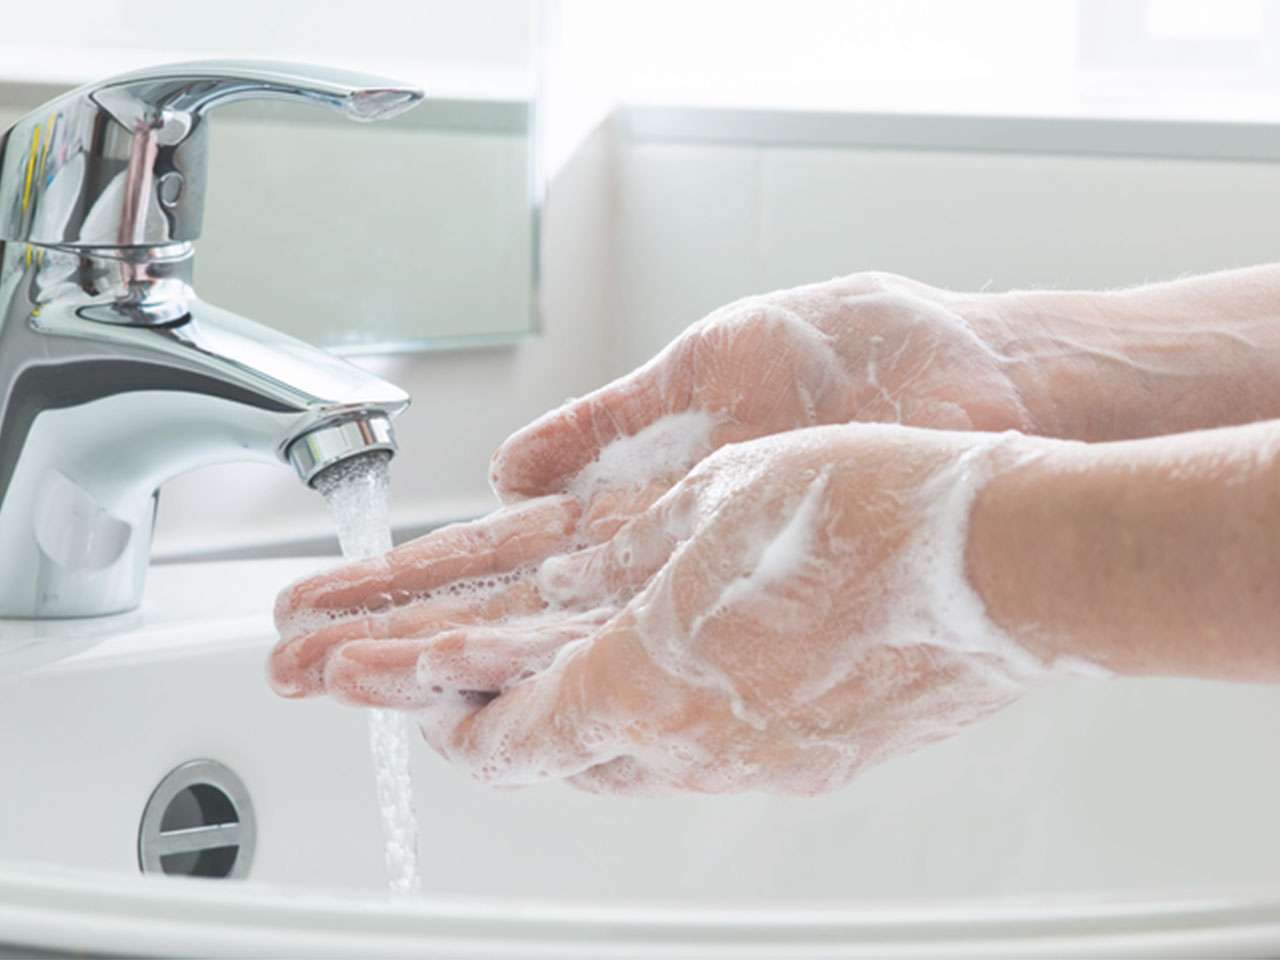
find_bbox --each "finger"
[686,301,846,438]
[901,387,1030,433]
[536,487,693,607]
[414,690,493,763]
[322,615,610,708]
[565,756,671,797]
[576,477,672,543]
[489,340,693,504]
[424,637,631,787]
[269,575,552,697]
[269,617,369,698]
[274,496,581,638]
[322,638,441,709]
[413,615,610,691]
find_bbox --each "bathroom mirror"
[0,0,541,351]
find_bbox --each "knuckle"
[842,270,909,294]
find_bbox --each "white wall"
[613,134,1280,371]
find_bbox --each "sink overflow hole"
[138,760,255,880]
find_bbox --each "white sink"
[2,558,1280,957]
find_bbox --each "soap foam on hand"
[272,271,1136,800]
[276,407,728,666]
[488,273,1040,523]
[567,408,722,500]
[281,395,1105,800]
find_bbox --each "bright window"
[553,0,1280,114]
[0,0,535,100]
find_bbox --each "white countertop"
[0,556,336,674]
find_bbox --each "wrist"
[957,288,1133,442]
[961,268,1280,442]
[965,420,1280,681]
[963,436,1102,673]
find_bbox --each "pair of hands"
[270,273,1049,795]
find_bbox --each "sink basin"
[3,558,1280,956]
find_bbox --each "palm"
[492,274,1028,512]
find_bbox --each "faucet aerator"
[287,416,398,488]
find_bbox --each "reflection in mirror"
[0,0,542,351]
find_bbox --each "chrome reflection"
[0,62,421,619]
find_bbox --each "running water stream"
[313,451,422,896]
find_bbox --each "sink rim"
[3,860,1280,958]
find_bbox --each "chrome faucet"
[0,62,420,619]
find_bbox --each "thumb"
[489,341,691,503]
[536,486,690,607]
[424,634,630,787]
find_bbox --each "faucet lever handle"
[0,60,424,247]
[92,60,424,126]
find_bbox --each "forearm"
[962,265,1280,441]
[967,419,1280,681]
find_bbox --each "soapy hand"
[271,274,1033,705]
[272,424,1057,795]
[491,273,1031,539]
[272,274,1046,794]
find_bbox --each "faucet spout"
[0,60,422,620]
[0,240,409,619]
